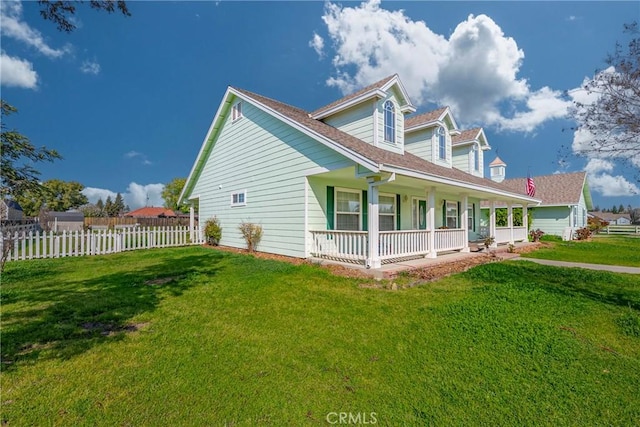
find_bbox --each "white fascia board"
[381,76,417,113]
[179,87,233,205]
[442,108,459,131]
[380,164,541,203]
[232,88,380,173]
[311,89,387,120]
[405,120,439,133]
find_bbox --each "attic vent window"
[232,102,243,121]
[383,101,396,144]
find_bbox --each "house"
[46,211,85,232]
[179,75,539,268]
[124,207,177,218]
[1,199,24,222]
[481,169,593,238]
[589,211,631,225]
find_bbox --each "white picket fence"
[1,226,204,262]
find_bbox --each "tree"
[78,203,103,218]
[630,207,640,224]
[38,0,130,33]
[14,179,88,216]
[619,204,626,213]
[1,102,62,199]
[568,22,639,170]
[104,196,114,217]
[96,198,105,215]
[162,178,190,213]
[612,205,619,214]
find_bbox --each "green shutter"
[362,190,368,231]
[457,201,461,229]
[396,194,401,230]
[327,186,334,230]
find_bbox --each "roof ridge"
[405,106,449,129]
[310,74,397,117]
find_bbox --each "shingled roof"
[501,172,588,206]
[405,107,448,130]
[311,75,397,118]
[452,128,482,145]
[233,88,537,200]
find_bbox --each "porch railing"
[513,226,527,241]
[434,228,466,252]
[495,227,511,244]
[379,230,430,260]
[310,230,368,262]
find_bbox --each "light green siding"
[531,206,571,236]
[452,146,470,172]
[191,100,351,257]
[405,128,434,162]
[374,89,405,154]
[323,101,375,145]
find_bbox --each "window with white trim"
[379,194,396,232]
[230,190,247,207]
[473,145,480,171]
[383,101,396,143]
[438,127,447,160]
[232,102,243,121]
[336,189,360,231]
[468,204,475,231]
[446,201,458,228]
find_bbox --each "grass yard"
[2,247,639,425]
[522,235,640,267]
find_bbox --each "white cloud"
[584,159,639,197]
[82,182,166,210]
[584,158,614,175]
[315,0,570,132]
[124,150,152,165]
[80,59,101,75]
[0,0,71,58]
[309,33,325,58]
[587,173,640,197]
[0,51,37,88]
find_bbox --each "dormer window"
[473,144,480,171]
[437,126,447,160]
[383,101,395,144]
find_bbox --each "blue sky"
[1,0,639,210]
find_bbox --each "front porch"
[310,226,528,266]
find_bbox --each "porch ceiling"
[309,167,537,203]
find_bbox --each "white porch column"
[523,204,529,233]
[189,204,195,242]
[426,186,436,258]
[489,200,497,248]
[507,202,514,244]
[366,179,381,269]
[461,194,470,252]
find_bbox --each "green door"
[418,200,427,230]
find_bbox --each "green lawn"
[522,235,640,267]
[2,247,639,425]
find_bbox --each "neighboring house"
[179,74,539,268]
[124,207,177,218]
[589,212,631,225]
[47,211,85,232]
[481,169,593,238]
[1,199,24,221]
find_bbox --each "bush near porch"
[2,247,639,425]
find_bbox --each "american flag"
[526,174,536,197]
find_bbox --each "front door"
[413,199,427,230]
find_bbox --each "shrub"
[204,217,222,246]
[574,227,592,241]
[238,222,263,252]
[483,235,495,249]
[507,243,515,253]
[529,229,545,242]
